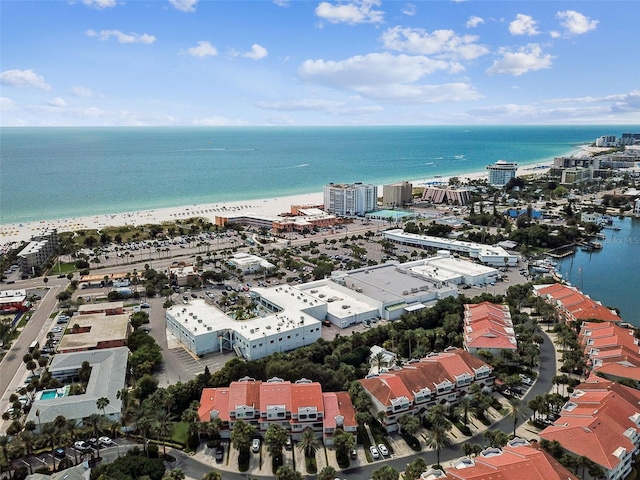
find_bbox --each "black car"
[54,448,66,458]
[215,445,224,463]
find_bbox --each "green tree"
[454,397,472,425]
[96,397,110,417]
[87,413,105,458]
[397,413,420,436]
[297,427,321,459]
[230,419,256,454]
[372,464,399,480]
[265,423,289,462]
[483,429,509,448]
[508,398,523,437]
[404,457,428,480]
[275,465,303,480]
[317,466,338,480]
[154,408,174,457]
[201,472,222,480]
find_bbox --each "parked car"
[99,436,113,446]
[54,448,66,458]
[350,448,357,459]
[369,445,380,459]
[251,438,260,453]
[74,441,92,452]
[285,437,292,451]
[378,444,389,456]
[215,445,224,463]
[140,303,150,308]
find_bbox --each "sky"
[1,0,639,127]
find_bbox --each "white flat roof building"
[487,160,517,186]
[382,229,518,266]
[228,253,276,274]
[166,289,323,359]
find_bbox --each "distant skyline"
[1,0,639,127]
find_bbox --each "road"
[0,281,64,429]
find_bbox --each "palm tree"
[87,413,104,459]
[133,408,152,457]
[423,423,451,467]
[0,434,13,479]
[42,423,59,470]
[65,419,80,465]
[454,397,472,425]
[297,427,321,459]
[96,397,110,418]
[508,398,523,437]
[230,419,256,456]
[154,408,174,457]
[265,424,289,466]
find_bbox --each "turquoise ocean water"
[2,125,633,225]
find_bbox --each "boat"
[531,266,549,273]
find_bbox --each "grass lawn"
[48,262,76,274]
[171,421,189,445]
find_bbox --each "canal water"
[556,217,640,326]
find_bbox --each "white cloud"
[315,0,384,25]
[550,31,561,39]
[299,52,481,104]
[256,99,345,111]
[466,16,484,28]
[187,41,218,57]
[380,26,488,61]
[71,86,95,98]
[82,0,116,9]
[272,0,290,6]
[556,10,598,35]
[0,69,52,90]
[299,52,453,89]
[0,97,17,111]
[509,14,540,36]
[487,44,553,76]
[242,44,268,60]
[402,3,416,16]
[169,0,198,12]
[86,29,156,44]
[192,116,250,126]
[47,97,66,108]
[546,90,640,113]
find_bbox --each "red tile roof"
[291,381,324,413]
[537,284,622,323]
[198,387,231,422]
[463,302,517,351]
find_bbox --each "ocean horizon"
[1,125,638,225]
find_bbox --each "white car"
[377,444,389,456]
[74,441,91,452]
[369,445,380,459]
[251,438,260,453]
[99,436,113,446]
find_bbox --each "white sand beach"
[0,162,554,246]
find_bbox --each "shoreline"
[0,145,601,246]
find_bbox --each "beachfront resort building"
[420,186,471,205]
[382,181,413,209]
[486,160,517,186]
[214,206,338,233]
[382,229,518,267]
[26,347,128,432]
[359,348,493,433]
[323,183,377,216]
[198,377,357,445]
[463,302,517,356]
[539,375,640,480]
[17,229,59,276]
[533,283,622,325]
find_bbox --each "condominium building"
[382,181,413,208]
[540,376,640,480]
[463,302,517,356]
[197,377,357,445]
[486,160,517,187]
[323,183,377,216]
[420,187,471,205]
[17,229,59,276]
[359,348,493,433]
[533,283,622,324]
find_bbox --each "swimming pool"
[39,389,57,400]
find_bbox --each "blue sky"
[1,0,638,126]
